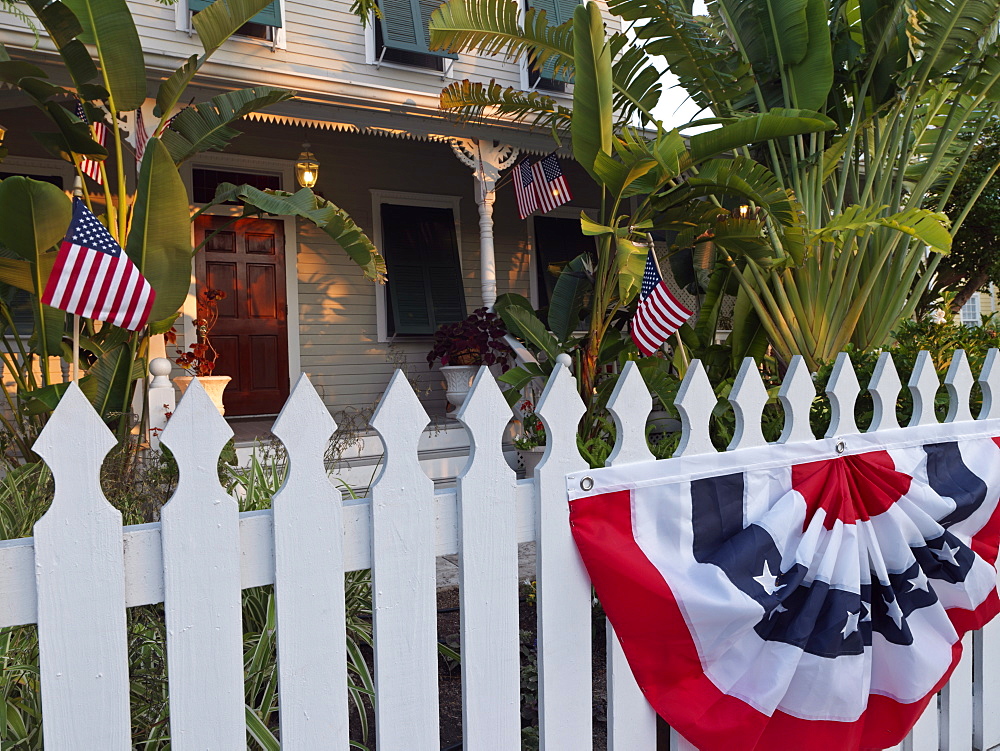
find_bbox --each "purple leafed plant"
[426,307,514,371]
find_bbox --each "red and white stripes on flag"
[42,198,155,331]
[531,154,572,213]
[133,107,149,163]
[513,158,538,220]
[74,102,107,185]
[630,247,692,355]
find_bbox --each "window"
[961,294,981,327]
[189,0,281,40]
[380,203,465,336]
[525,0,580,91]
[375,0,457,69]
[191,168,281,204]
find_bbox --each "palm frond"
[439,79,571,133]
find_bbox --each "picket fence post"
[535,359,591,750]
[159,378,246,750]
[32,383,131,750]
[369,369,440,749]
[271,374,349,747]
[604,361,658,751]
[454,368,521,749]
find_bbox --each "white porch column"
[450,138,519,309]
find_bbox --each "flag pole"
[71,175,84,383]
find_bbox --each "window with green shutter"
[376,0,457,63]
[527,0,579,88]
[381,203,466,336]
[189,0,281,31]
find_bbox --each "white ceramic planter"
[173,375,232,416]
[440,364,478,409]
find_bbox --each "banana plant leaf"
[60,0,145,110]
[0,177,71,262]
[209,183,386,283]
[687,109,836,161]
[161,87,296,164]
[571,2,613,182]
[547,252,592,342]
[125,137,195,322]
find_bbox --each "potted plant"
[166,288,232,415]
[426,307,514,409]
[513,398,546,477]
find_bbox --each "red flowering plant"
[426,307,514,370]
[164,288,227,377]
[513,399,545,449]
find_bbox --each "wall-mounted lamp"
[0,124,7,147]
[295,143,319,189]
[738,204,749,219]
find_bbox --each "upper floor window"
[961,293,982,327]
[375,0,457,70]
[526,0,579,92]
[189,0,281,40]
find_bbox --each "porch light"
[295,143,319,188]
[738,204,749,219]
[0,124,6,146]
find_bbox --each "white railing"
[1,351,1000,749]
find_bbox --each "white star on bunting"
[753,561,785,596]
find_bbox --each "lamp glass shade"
[295,148,319,188]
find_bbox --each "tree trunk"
[950,270,990,313]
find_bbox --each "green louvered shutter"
[382,204,466,335]
[188,0,282,26]
[529,0,577,81]
[379,0,457,57]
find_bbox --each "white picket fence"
[2,350,1000,749]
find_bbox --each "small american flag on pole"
[531,154,572,214]
[630,246,692,356]
[74,102,107,185]
[42,198,155,331]
[133,107,149,163]
[513,158,538,220]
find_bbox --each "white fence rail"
[1,351,1000,749]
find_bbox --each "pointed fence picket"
[2,349,1000,749]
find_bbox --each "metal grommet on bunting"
[580,476,594,492]
[836,439,846,454]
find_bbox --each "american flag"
[41,198,155,331]
[513,158,538,220]
[630,247,692,355]
[74,102,107,185]
[133,107,149,163]
[530,154,572,214]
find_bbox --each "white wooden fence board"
[940,633,973,750]
[455,369,521,749]
[975,616,1000,749]
[605,362,657,751]
[536,363,591,750]
[271,375,348,748]
[159,379,246,750]
[32,384,131,750]
[0,485,539,629]
[369,370,440,749]
[910,695,940,751]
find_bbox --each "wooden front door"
[194,216,289,416]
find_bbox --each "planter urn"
[173,375,232,416]
[440,364,478,409]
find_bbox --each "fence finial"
[908,351,940,427]
[728,357,768,451]
[675,360,716,456]
[979,348,1000,420]
[869,352,902,432]
[778,356,815,444]
[607,361,654,465]
[825,352,860,438]
[944,350,974,424]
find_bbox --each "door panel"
[195,216,289,416]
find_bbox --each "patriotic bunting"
[42,198,155,331]
[630,247,692,355]
[568,433,1000,750]
[74,102,107,185]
